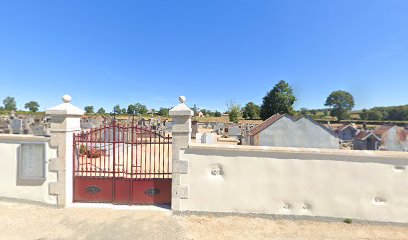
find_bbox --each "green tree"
[84,106,94,114]
[158,107,169,116]
[127,104,137,115]
[113,105,121,114]
[133,103,148,115]
[260,80,297,120]
[214,111,221,117]
[386,106,408,121]
[226,101,241,123]
[24,101,40,112]
[204,110,215,116]
[3,96,17,111]
[324,90,355,121]
[360,109,368,120]
[192,104,199,116]
[97,107,106,114]
[299,108,309,116]
[242,102,260,119]
[367,109,383,120]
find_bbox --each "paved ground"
[1,200,408,240]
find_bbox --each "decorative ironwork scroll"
[85,185,101,194]
[144,188,160,196]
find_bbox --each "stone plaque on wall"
[19,143,46,180]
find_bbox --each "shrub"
[343,218,352,224]
[79,145,86,155]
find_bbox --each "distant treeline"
[360,105,408,121]
[299,105,408,122]
[316,119,408,127]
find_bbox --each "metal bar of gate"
[112,120,116,201]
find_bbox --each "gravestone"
[0,120,4,133]
[139,118,146,126]
[80,121,92,130]
[94,116,104,127]
[228,126,241,137]
[23,118,31,134]
[11,119,23,134]
[213,123,225,135]
[192,120,198,137]
[164,121,172,130]
[9,111,15,120]
[3,121,11,134]
[196,132,217,144]
[31,124,47,136]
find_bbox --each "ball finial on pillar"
[62,95,72,103]
[179,96,186,103]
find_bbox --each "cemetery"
[1,2,407,238]
[0,95,407,225]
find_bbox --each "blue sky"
[0,0,407,112]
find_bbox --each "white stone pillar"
[46,95,84,206]
[169,96,193,211]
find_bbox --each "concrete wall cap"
[170,103,193,116]
[0,134,49,143]
[46,95,84,116]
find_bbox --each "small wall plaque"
[18,143,46,181]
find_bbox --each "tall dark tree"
[214,111,221,117]
[127,104,137,115]
[3,96,17,111]
[191,104,199,116]
[97,107,106,114]
[133,103,148,115]
[113,105,121,114]
[84,106,94,114]
[242,102,260,119]
[260,80,296,120]
[324,90,355,121]
[24,101,40,112]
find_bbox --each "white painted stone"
[179,96,186,103]
[174,185,189,199]
[0,135,57,204]
[178,143,408,223]
[169,96,193,210]
[173,160,189,174]
[46,95,84,116]
[62,94,72,103]
[46,95,84,207]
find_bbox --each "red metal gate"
[73,121,172,205]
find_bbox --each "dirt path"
[0,201,407,240]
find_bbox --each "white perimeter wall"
[179,143,408,223]
[0,134,57,204]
